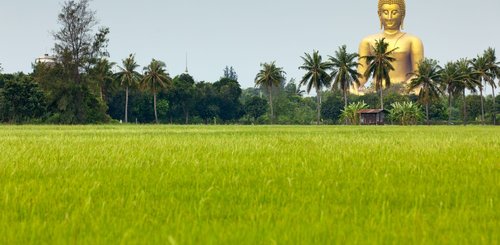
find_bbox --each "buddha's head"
[378,0,406,30]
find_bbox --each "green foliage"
[340,101,368,125]
[321,91,344,124]
[127,90,154,123]
[427,99,449,121]
[32,62,110,124]
[213,78,243,122]
[463,95,483,122]
[274,91,315,125]
[156,99,170,122]
[168,73,195,124]
[243,96,267,123]
[389,101,424,125]
[195,82,219,124]
[0,74,47,123]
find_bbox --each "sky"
[1,0,499,91]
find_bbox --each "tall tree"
[45,0,110,124]
[456,59,481,125]
[299,51,332,125]
[361,38,396,110]
[408,58,443,125]
[115,54,142,123]
[328,45,361,109]
[440,61,464,124]
[53,0,109,83]
[213,78,243,122]
[254,61,286,124]
[470,55,493,124]
[170,73,196,124]
[484,48,499,125]
[142,59,172,124]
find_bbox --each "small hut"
[358,109,388,125]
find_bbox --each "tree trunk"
[154,91,158,124]
[426,103,430,125]
[380,87,384,110]
[269,86,274,124]
[125,86,129,123]
[185,111,189,124]
[317,89,321,125]
[492,84,496,125]
[344,89,348,108]
[344,90,348,125]
[448,90,452,125]
[463,90,467,126]
[480,85,485,125]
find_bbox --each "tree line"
[0,0,498,125]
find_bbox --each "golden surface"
[354,0,424,94]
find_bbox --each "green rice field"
[0,126,498,244]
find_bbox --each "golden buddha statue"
[354,0,424,94]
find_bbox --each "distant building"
[35,54,56,66]
[359,109,388,125]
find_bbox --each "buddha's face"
[379,4,403,30]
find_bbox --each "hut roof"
[358,109,387,114]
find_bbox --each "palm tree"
[299,50,332,125]
[484,48,499,125]
[328,45,362,109]
[408,58,443,125]
[254,61,286,124]
[440,61,464,124]
[456,59,481,125]
[142,59,172,124]
[115,54,142,123]
[361,38,396,110]
[91,58,115,101]
[470,55,493,125]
